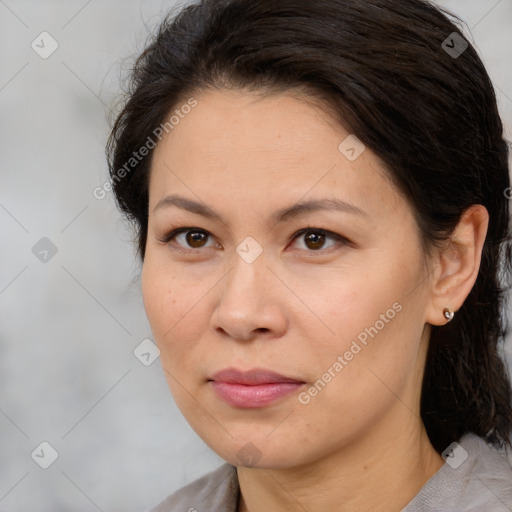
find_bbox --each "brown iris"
[303,231,326,250]
[186,230,208,248]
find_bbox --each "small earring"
[443,308,454,322]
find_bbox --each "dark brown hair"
[106,0,512,452]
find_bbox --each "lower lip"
[210,381,304,408]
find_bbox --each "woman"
[106,0,512,510]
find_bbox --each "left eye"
[290,228,347,252]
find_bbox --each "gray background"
[1,1,511,511]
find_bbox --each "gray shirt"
[146,433,512,511]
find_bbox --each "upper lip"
[209,368,305,385]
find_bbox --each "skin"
[141,88,489,512]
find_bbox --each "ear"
[425,204,489,326]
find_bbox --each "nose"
[210,251,288,341]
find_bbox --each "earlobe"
[425,204,489,326]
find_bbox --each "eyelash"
[159,226,350,255]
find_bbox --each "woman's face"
[142,88,435,468]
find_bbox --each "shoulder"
[403,433,512,511]
[144,463,239,512]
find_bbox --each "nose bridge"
[224,241,269,305]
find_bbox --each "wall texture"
[1,1,511,510]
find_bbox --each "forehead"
[149,88,403,219]
[153,88,346,162]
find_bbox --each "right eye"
[161,227,220,253]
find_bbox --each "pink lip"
[209,368,305,408]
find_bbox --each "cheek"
[302,250,422,373]
[141,258,212,418]
[141,261,172,334]
[299,267,394,345]
[141,259,193,347]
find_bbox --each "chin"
[201,434,313,470]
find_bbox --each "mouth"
[208,367,306,408]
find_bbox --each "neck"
[237,412,444,512]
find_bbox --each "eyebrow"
[153,194,368,225]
